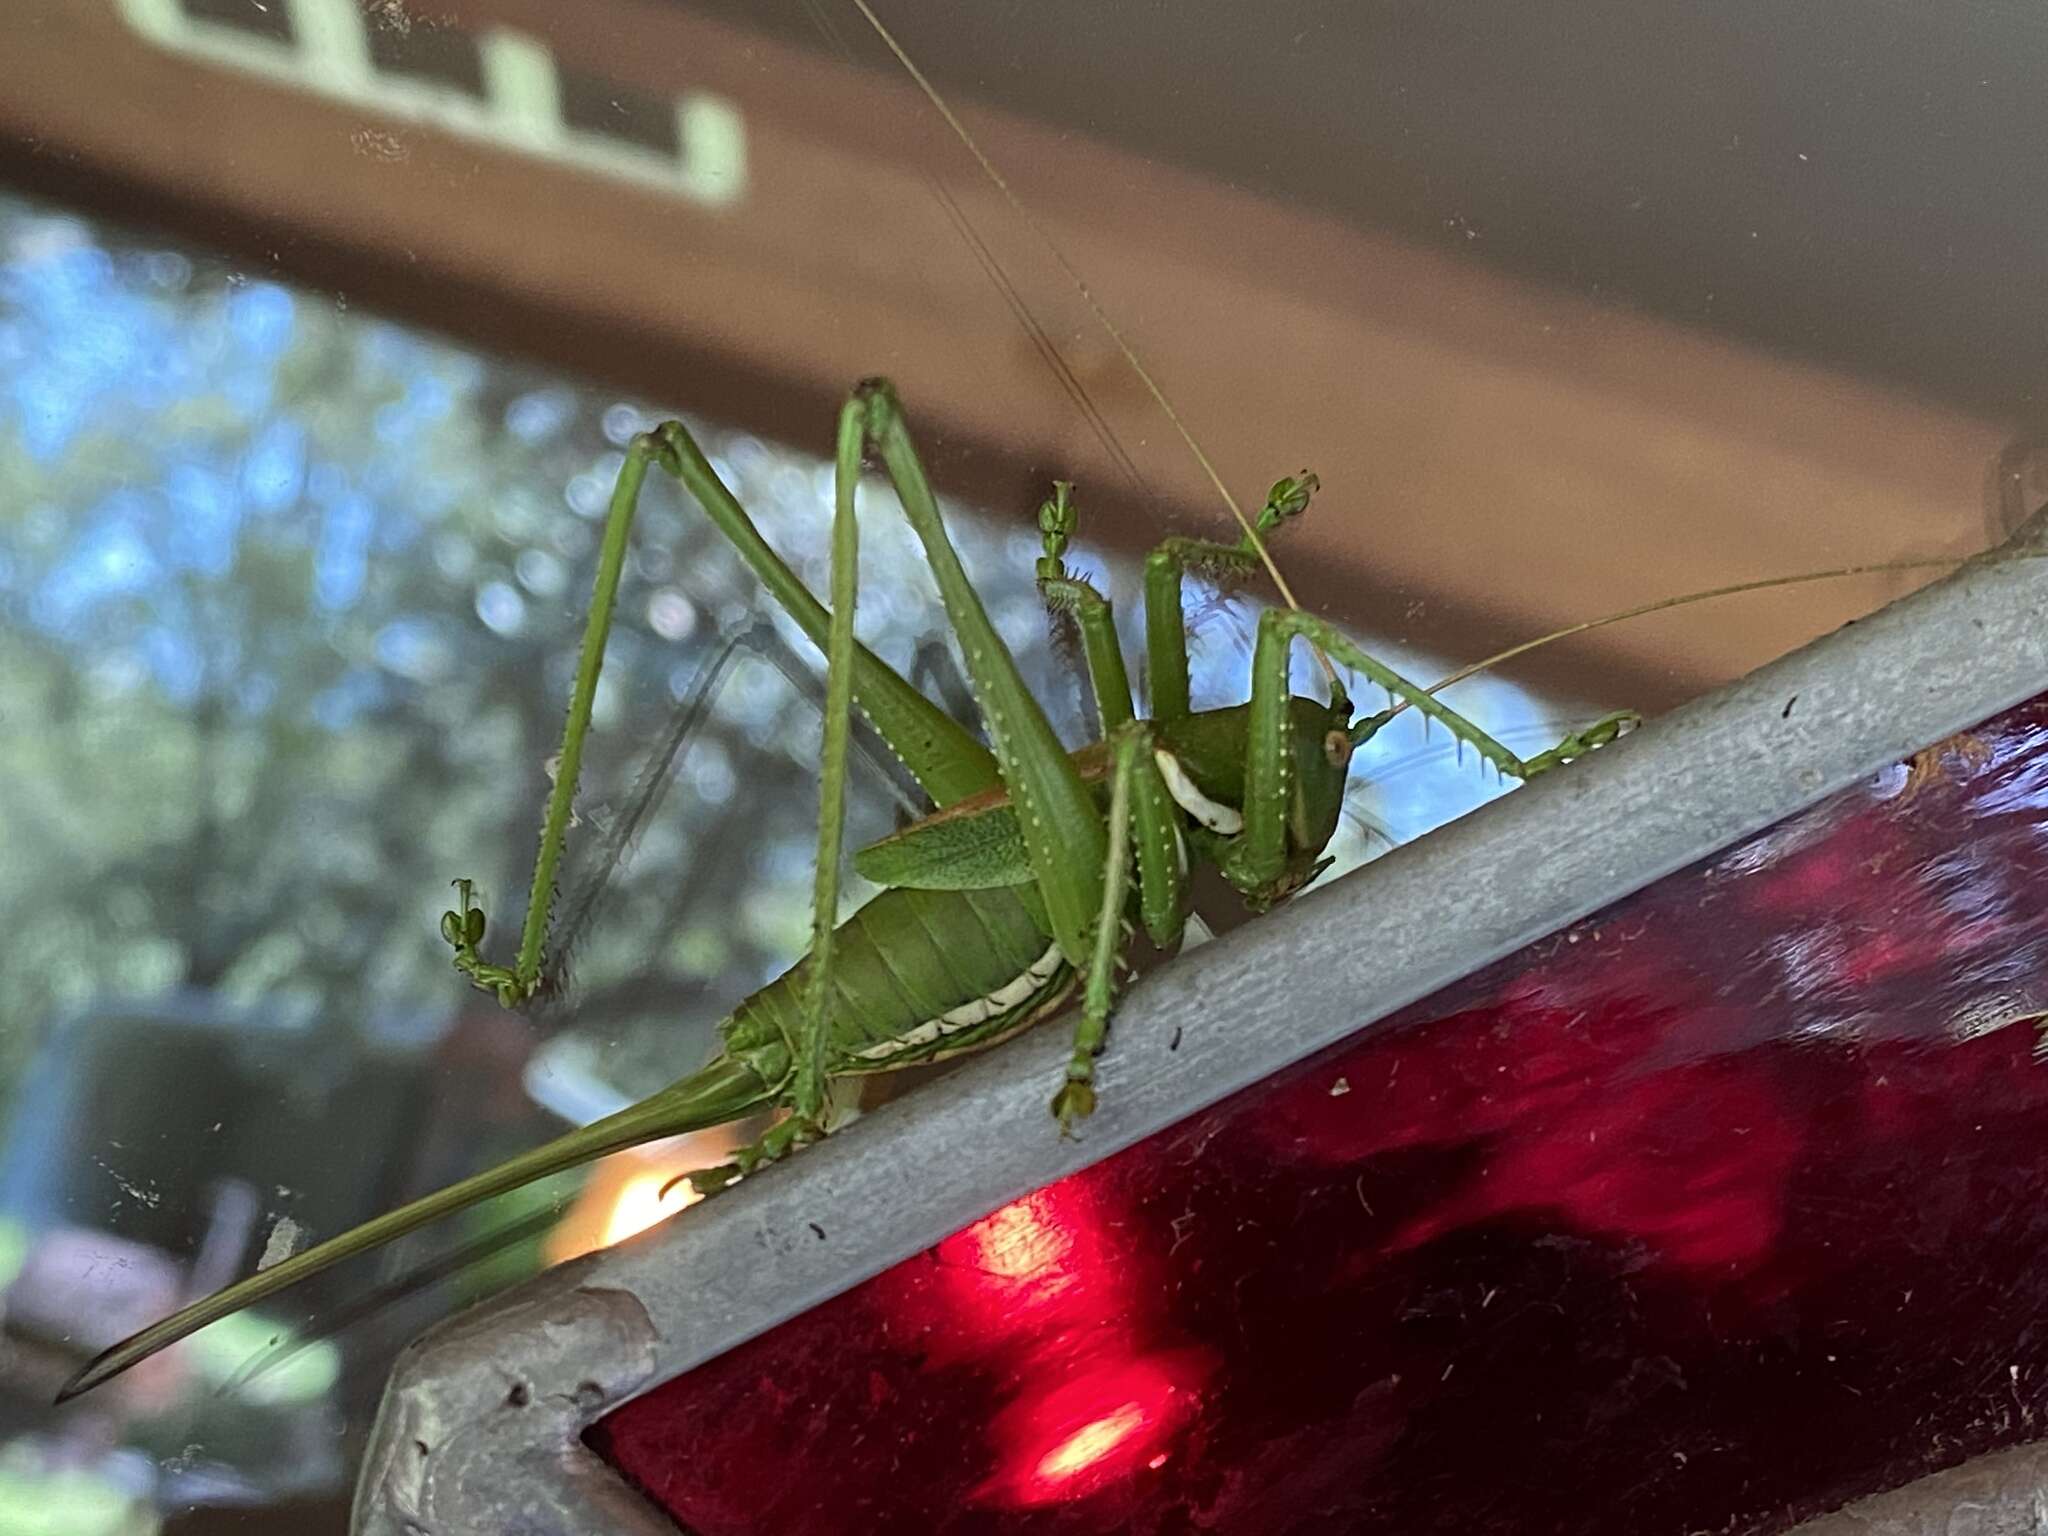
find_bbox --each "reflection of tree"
[0,190,1094,1108]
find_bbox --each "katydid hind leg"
[787,399,867,1129]
[443,433,667,1007]
[653,417,1000,809]
[858,381,1109,974]
[449,403,1010,1002]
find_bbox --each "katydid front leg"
[1232,608,1634,900]
[1034,476,1351,1114]
[1141,471,1324,724]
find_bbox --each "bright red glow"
[964,1190,1072,1281]
[584,698,2048,1536]
[922,1187,1103,1357]
[938,1179,1206,1505]
[1034,1401,1146,1482]
[977,1351,1209,1508]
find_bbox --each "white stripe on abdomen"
[853,940,1068,1062]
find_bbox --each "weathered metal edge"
[353,515,2048,1536]
[1784,1438,2048,1534]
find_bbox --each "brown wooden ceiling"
[0,0,2024,712]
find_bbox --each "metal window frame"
[351,514,2048,1536]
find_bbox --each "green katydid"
[57,378,1630,1402]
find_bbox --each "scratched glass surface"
[590,697,2048,1535]
[13,0,2038,1526]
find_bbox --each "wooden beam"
[0,0,2013,710]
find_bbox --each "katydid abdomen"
[758,883,1073,1073]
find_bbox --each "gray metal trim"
[354,515,2048,1536]
[1785,1441,2048,1534]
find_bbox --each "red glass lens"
[591,702,2048,1534]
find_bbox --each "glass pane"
[3,0,2034,1528]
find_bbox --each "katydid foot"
[671,1111,825,1198]
[440,878,537,1008]
[1521,710,1639,775]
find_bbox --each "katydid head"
[1192,694,1356,912]
[1281,706,1358,893]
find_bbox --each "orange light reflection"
[546,1157,703,1264]
[601,1171,701,1247]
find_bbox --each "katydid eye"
[1323,729,1354,768]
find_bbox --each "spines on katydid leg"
[1052,725,1150,1131]
[852,379,1109,974]
[1347,705,1641,777]
[1152,472,1322,602]
[1247,609,1526,783]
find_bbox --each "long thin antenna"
[800,0,1144,495]
[1413,557,1963,708]
[841,1,2034,723]
[844,0,1310,620]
